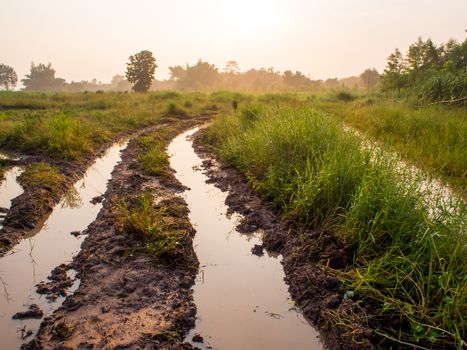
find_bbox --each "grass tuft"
[115,193,191,266]
[18,162,65,194]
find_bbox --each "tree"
[0,64,18,90]
[381,49,408,96]
[360,68,380,93]
[168,60,221,90]
[126,50,157,92]
[21,63,66,91]
[224,60,240,74]
[283,70,313,91]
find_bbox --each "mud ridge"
[0,124,165,256]
[192,128,379,350]
[23,119,208,350]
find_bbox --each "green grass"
[0,91,233,162]
[315,98,467,197]
[138,135,170,176]
[18,162,65,194]
[115,192,191,266]
[205,104,466,348]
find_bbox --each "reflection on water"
[0,167,24,230]
[0,141,127,349]
[169,129,323,350]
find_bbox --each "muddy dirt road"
[1,120,334,349]
[169,128,322,350]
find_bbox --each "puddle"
[168,128,323,350]
[0,167,24,229]
[0,141,127,349]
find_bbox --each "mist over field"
[0,2,466,350]
[2,0,466,89]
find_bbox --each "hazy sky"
[2,0,466,83]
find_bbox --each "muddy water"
[0,167,23,229]
[169,128,323,350]
[0,141,127,349]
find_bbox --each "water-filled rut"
[0,166,23,230]
[0,141,127,349]
[168,128,323,350]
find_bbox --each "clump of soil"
[36,264,74,302]
[193,128,376,349]
[192,333,204,343]
[251,244,264,256]
[90,194,104,204]
[70,230,81,237]
[12,304,44,320]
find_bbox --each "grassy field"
[1,91,465,348]
[0,91,230,161]
[314,96,466,197]
[0,91,231,191]
[204,102,466,348]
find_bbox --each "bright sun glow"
[218,0,282,38]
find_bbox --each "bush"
[335,91,357,102]
[418,72,467,105]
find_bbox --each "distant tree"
[0,64,18,90]
[323,78,340,90]
[360,68,380,93]
[381,49,408,96]
[283,70,313,91]
[21,63,66,91]
[110,74,132,91]
[126,50,157,92]
[168,65,187,81]
[224,60,240,74]
[441,39,467,71]
[169,60,221,90]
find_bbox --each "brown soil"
[192,129,378,350]
[22,118,209,350]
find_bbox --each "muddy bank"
[0,125,161,255]
[23,119,206,349]
[193,129,378,350]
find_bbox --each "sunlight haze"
[2,0,466,83]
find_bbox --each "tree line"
[381,37,466,104]
[0,53,376,94]
[1,36,464,102]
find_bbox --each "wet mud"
[0,127,157,255]
[22,119,206,349]
[193,129,377,349]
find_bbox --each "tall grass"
[316,99,467,196]
[205,104,466,348]
[0,92,216,161]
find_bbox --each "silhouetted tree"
[21,63,66,91]
[0,64,18,90]
[360,68,380,93]
[126,50,157,92]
